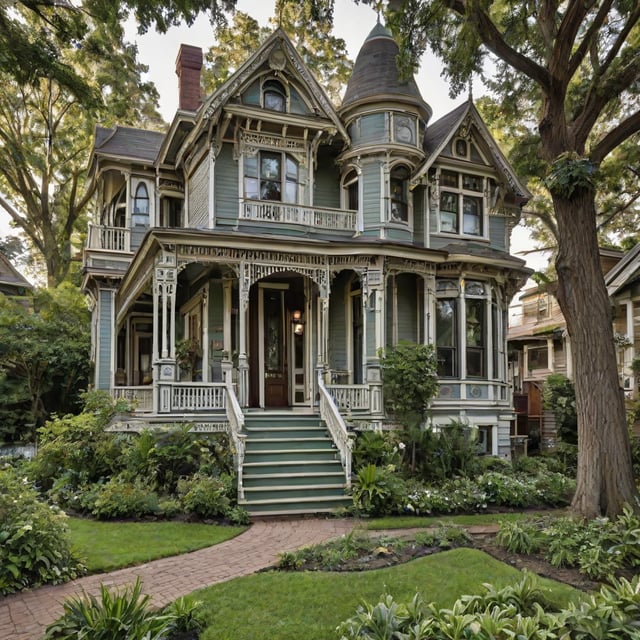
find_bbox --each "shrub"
[543,373,577,444]
[43,577,201,639]
[177,473,232,519]
[352,430,402,470]
[476,471,536,507]
[351,464,407,516]
[0,466,84,595]
[89,476,160,519]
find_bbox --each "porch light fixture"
[292,309,304,335]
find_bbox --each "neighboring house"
[0,252,32,304]
[508,247,639,448]
[83,24,531,514]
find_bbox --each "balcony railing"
[87,224,131,252]
[171,383,226,411]
[112,386,153,412]
[326,384,370,411]
[241,200,357,231]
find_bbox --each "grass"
[67,517,246,573]
[364,509,567,530]
[193,548,581,640]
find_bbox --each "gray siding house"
[83,24,531,515]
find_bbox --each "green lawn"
[364,509,567,529]
[193,548,582,640]
[67,518,246,573]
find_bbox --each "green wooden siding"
[358,113,387,146]
[412,187,425,245]
[489,216,507,251]
[314,148,340,208]
[97,289,113,390]
[328,273,348,371]
[214,144,239,227]
[362,162,381,228]
[397,274,418,342]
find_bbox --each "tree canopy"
[376,0,639,517]
[0,3,164,286]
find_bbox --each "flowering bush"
[0,466,84,595]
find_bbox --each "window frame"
[434,169,487,237]
[243,150,299,204]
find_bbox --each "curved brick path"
[0,518,356,640]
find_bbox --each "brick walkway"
[0,518,356,640]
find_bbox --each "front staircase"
[239,413,352,516]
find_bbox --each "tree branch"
[591,111,640,166]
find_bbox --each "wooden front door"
[263,288,288,407]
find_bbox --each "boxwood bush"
[0,465,85,595]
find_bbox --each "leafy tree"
[0,283,90,442]
[0,7,164,286]
[0,1,236,103]
[202,0,353,104]
[367,0,640,518]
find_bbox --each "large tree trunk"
[554,189,638,518]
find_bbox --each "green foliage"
[177,473,233,519]
[88,476,160,519]
[0,466,84,595]
[339,572,640,640]
[497,507,640,582]
[0,285,90,442]
[380,341,438,429]
[543,153,598,199]
[43,577,203,639]
[543,374,577,445]
[352,430,402,470]
[351,464,403,517]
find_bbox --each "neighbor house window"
[244,152,298,203]
[437,170,485,236]
[526,345,549,371]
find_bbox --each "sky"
[0,0,544,277]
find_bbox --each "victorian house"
[83,24,531,514]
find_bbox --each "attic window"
[453,138,468,158]
[263,79,286,112]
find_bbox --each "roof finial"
[468,76,474,102]
[376,9,381,24]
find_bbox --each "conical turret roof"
[341,22,431,120]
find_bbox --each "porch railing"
[87,223,131,252]
[112,386,153,412]
[172,383,226,411]
[318,371,353,489]
[225,379,246,501]
[241,200,357,231]
[326,384,370,411]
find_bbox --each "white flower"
[398,442,406,450]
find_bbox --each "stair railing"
[317,370,353,488]
[225,379,246,501]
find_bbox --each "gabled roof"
[340,22,431,120]
[415,100,530,204]
[0,253,32,292]
[195,28,349,142]
[605,243,640,296]
[92,126,165,164]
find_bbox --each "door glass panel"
[264,291,282,373]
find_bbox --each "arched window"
[132,183,149,226]
[390,165,409,222]
[342,169,359,211]
[263,79,286,112]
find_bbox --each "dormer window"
[436,170,485,236]
[132,182,149,226]
[263,79,286,112]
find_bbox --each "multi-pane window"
[437,170,484,236]
[465,281,487,378]
[244,152,298,203]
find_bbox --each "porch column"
[222,278,234,385]
[316,296,329,381]
[423,274,436,345]
[154,258,177,413]
[237,262,249,406]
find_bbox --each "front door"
[263,288,288,406]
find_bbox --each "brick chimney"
[175,44,203,112]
